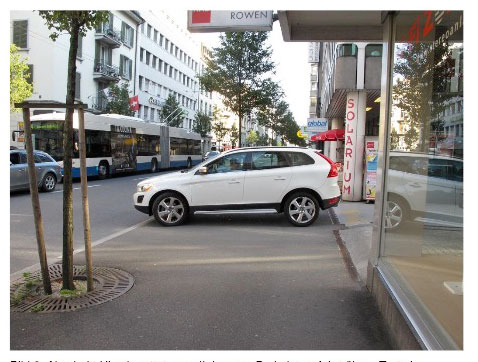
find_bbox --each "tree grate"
[10,264,134,313]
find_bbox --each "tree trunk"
[62,23,80,290]
[78,108,94,292]
[23,108,52,295]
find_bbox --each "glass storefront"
[379,11,463,349]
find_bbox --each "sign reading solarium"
[188,10,273,32]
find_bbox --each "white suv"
[134,147,341,227]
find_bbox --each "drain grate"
[11,264,134,313]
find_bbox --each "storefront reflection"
[381,11,463,349]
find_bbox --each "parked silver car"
[10,150,62,192]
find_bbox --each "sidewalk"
[330,200,376,284]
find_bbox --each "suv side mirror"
[197,166,208,175]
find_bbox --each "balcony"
[93,62,120,82]
[90,94,108,113]
[95,24,122,48]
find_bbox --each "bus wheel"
[187,158,192,169]
[151,158,158,173]
[98,161,109,180]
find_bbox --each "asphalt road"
[10,171,156,275]
[10,171,392,350]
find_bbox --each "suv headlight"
[137,183,153,193]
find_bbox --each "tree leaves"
[10,43,32,111]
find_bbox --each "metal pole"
[22,108,52,294]
[78,108,94,292]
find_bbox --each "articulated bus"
[28,112,202,178]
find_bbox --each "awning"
[311,129,345,142]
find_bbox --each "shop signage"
[343,94,357,198]
[188,10,273,32]
[307,118,328,135]
[148,96,162,106]
[365,138,378,201]
[308,43,320,63]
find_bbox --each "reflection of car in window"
[386,152,463,230]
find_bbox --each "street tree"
[256,133,270,146]
[105,82,134,116]
[38,10,109,290]
[393,41,454,152]
[160,94,185,127]
[193,111,212,137]
[229,123,239,148]
[390,128,400,150]
[212,121,229,151]
[199,31,276,147]
[246,130,258,146]
[10,44,32,111]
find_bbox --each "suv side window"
[251,151,289,170]
[206,152,249,174]
[286,151,314,166]
[10,153,21,165]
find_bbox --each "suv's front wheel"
[152,192,189,226]
[284,192,319,227]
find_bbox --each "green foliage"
[256,133,270,146]
[193,111,212,137]
[246,130,258,146]
[392,42,454,151]
[31,303,45,313]
[10,44,32,111]
[37,11,108,41]
[212,121,229,149]
[160,94,185,127]
[105,82,133,116]
[229,123,239,148]
[199,32,279,145]
[390,128,400,150]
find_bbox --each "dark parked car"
[10,150,62,192]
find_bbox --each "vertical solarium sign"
[343,92,366,201]
[188,11,273,32]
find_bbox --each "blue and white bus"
[29,112,203,178]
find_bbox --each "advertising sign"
[364,138,378,201]
[110,125,137,173]
[306,118,328,135]
[188,11,273,32]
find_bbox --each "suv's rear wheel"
[152,192,188,226]
[284,192,319,227]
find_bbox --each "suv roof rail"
[223,146,310,153]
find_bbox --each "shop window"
[381,11,463,349]
[365,44,382,57]
[336,43,358,57]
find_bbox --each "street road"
[10,171,391,349]
[10,172,155,275]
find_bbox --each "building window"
[77,35,83,59]
[13,20,28,49]
[138,76,143,91]
[145,51,151,66]
[120,55,132,80]
[147,24,152,38]
[159,34,164,47]
[75,72,81,100]
[153,29,158,42]
[140,48,144,63]
[145,79,150,93]
[158,59,163,73]
[121,22,134,47]
[152,56,157,69]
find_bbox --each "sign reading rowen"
[188,11,273,32]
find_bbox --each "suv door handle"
[228,180,241,184]
[274,177,286,181]
[408,182,421,188]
